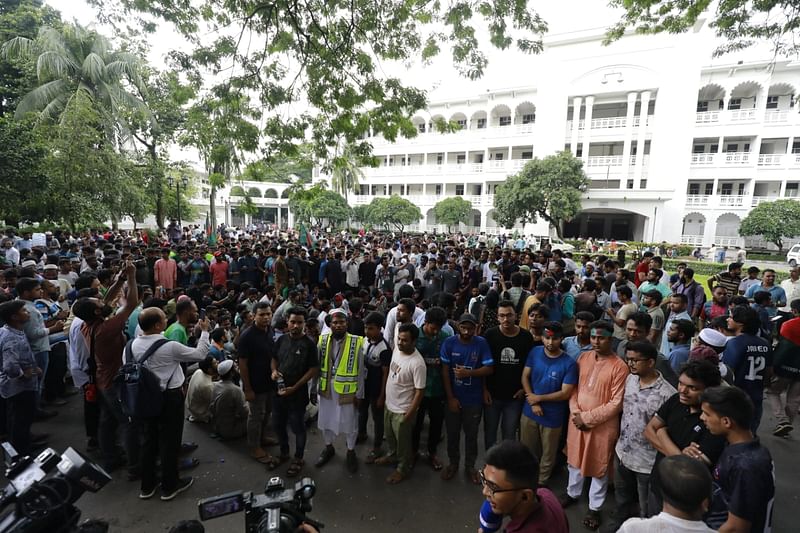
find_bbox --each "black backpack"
[114,338,171,418]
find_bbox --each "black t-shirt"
[272,334,319,406]
[237,325,274,393]
[654,392,726,464]
[707,439,775,532]
[348,318,365,337]
[363,338,391,399]
[483,327,534,401]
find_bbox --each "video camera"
[198,476,323,533]
[0,442,112,533]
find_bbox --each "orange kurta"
[566,351,629,478]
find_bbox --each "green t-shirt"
[164,322,188,346]
[415,329,452,398]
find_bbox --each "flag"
[299,223,313,248]
[205,212,216,245]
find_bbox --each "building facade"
[312,23,800,248]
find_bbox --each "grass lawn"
[693,274,714,300]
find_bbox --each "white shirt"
[4,247,19,266]
[68,317,90,388]
[384,306,425,349]
[130,331,210,391]
[618,512,714,533]
[384,348,426,414]
[780,278,800,313]
[185,369,214,423]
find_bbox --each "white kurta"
[317,336,366,435]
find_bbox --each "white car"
[787,244,800,267]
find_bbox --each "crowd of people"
[0,222,792,532]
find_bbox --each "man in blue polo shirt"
[440,313,494,484]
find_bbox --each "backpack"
[114,338,172,418]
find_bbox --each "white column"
[225,203,231,226]
[287,207,294,228]
[424,152,428,165]
[570,97,582,157]
[276,207,282,229]
[787,136,795,155]
[581,96,595,165]
[632,90,651,188]
[620,92,638,189]
[780,180,788,198]
[480,207,488,233]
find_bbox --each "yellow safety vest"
[318,333,363,404]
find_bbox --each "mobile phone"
[199,309,206,320]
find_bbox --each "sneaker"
[139,485,159,500]
[774,423,793,437]
[160,477,194,501]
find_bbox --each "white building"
[312,22,800,248]
[187,176,295,229]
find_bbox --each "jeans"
[766,376,800,426]
[444,404,482,469]
[483,398,523,450]
[412,395,445,456]
[33,351,49,406]
[6,391,35,454]
[247,392,272,449]
[141,388,184,494]
[98,387,140,474]
[519,416,562,484]
[272,397,307,459]
[615,456,651,518]
[384,410,414,474]
[358,398,385,448]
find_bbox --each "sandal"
[365,449,383,465]
[441,464,458,481]
[265,455,289,470]
[559,494,579,509]
[582,510,601,531]
[374,455,397,466]
[251,452,272,465]
[286,458,304,477]
[386,470,406,484]
[428,455,443,471]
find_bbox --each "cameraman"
[133,307,210,501]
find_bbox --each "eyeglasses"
[478,469,526,497]
[626,358,649,365]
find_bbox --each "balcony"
[752,196,780,206]
[758,154,784,167]
[765,110,790,123]
[371,123,535,146]
[362,159,529,177]
[685,195,711,207]
[586,155,623,167]
[680,235,704,245]
[719,195,746,207]
[695,108,799,126]
[351,193,496,208]
[729,109,757,122]
[565,116,651,133]
[689,152,752,167]
[683,195,747,208]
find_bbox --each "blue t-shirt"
[440,335,494,407]
[668,344,691,373]
[721,334,772,404]
[522,347,578,428]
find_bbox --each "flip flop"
[265,455,289,470]
[583,510,601,531]
[386,470,406,484]
[441,464,458,481]
[365,449,383,464]
[286,458,304,477]
[428,455,443,471]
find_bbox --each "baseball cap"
[458,313,478,325]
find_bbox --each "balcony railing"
[680,235,704,245]
[723,152,751,166]
[685,195,710,207]
[752,196,780,206]
[361,159,531,177]
[695,111,721,124]
[690,153,716,165]
[729,109,757,122]
[352,193,496,208]
[716,236,742,247]
[586,155,623,167]
[757,154,784,166]
[719,195,746,207]
[566,116,651,133]
[764,110,789,123]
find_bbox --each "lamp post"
[167,175,189,227]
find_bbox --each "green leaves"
[739,199,800,252]
[492,151,588,237]
[433,196,472,231]
[363,195,422,231]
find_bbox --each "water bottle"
[276,374,286,393]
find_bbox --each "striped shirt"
[711,271,741,296]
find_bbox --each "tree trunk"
[110,213,119,231]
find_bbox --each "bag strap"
[136,338,172,364]
[124,339,135,364]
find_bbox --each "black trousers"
[412,395,445,456]
[141,388,184,493]
[43,342,67,400]
[358,398,385,448]
[98,388,140,474]
[7,390,36,455]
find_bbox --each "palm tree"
[1,23,148,141]
[330,146,365,204]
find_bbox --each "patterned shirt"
[0,325,38,398]
[615,372,676,474]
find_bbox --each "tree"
[235,194,259,218]
[433,197,472,233]
[0,115,48,225]
[493,151,588,238]
[287,182,326,225]
[367,196,422,232]
[88,0,547,167]
[1,22,148,139]
[739,200,800,252]
[240,149,314,183]
[308,190,351,227]
[351,204,371,228]
[606,0,800,57]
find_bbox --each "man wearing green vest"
[315,308,367,473]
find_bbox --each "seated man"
[478,440,569,533]
[210,360,249,440]
[618,455,714,532]
[185,356,217,423]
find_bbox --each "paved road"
[19,393,797,532]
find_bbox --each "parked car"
[787,244,800,267]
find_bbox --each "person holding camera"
[132,307,210,501]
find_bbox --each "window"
[494,153,504,160]
[477,118,486,129]
[576,148,582,157]
[499,116,511,126]
[522,113,535,124]
[639,179,647,189]
[787,183,798,197]
[726,144,738,152]
[360,185,369,195]
[475,154,484,163]
[704,183,714,195]
[743,143,751,152]
[721,183,733,195]
[766,96,779,109]
[627,179,634,189]
[710,144,719,153]
[689,183,700,195]
[388,158,395,166]
[697,101,709,112]
[457,119,467,130]
[417,123,426,133]
[728,98,742,110]
[474,185,482,195]
[793,141,800,154]
[436,154,443,164]
[521,151,533,159]
[456,155,466,164]
[455,185,464,195]
[693,145,705,153]
[400,157,406,166]
[435,184,442,195]
[738,183,745,195]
